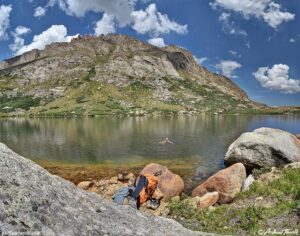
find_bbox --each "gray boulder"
[0,143,213,236]
[225,128,300,170]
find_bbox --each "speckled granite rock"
[0,142,215,236]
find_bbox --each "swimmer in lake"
[159,137,174,144]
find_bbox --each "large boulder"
[140,163,184,199]
[225,128,300,170]
[0,143,210,236]
[191,163,246,204]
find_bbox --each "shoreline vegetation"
[0,106,300,118]
[169,166,300,235]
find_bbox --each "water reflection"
[0,115,299,180]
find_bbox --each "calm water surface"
[0,115,300,179]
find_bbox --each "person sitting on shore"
[159,137,174,144]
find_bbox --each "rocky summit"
[0,142,216,236]
[0,34,265,117]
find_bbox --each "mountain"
[0,34,266,117]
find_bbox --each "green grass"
[0,96,41,112]
[168,168,300,235]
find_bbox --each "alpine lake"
[1,114,300,191]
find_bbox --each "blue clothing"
[112,186,135,205]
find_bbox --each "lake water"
[0,115,300,181]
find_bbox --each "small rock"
[95,179,109,187]
[123,198,129,205]
[285,162,300,169]
[296,134,300,140]
[77,181,93,190]
[242,174,255,191]
[117,173,124,181]
[109,177,119,184]
[89,186,99,193]
[197,192,219,209]
[124,173,135,181]
[153,188,164,200]
[128,177,135,187]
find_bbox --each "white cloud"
[0,5,12,41]
[289,38,296,43]
[94,13,116,35]
[10,26,31,52]
[15,26,31,36]
[15,25,78,55]
[131,4,188,36]
[193,56,208,65]
[34,6,47,17]
[216,60,242,78]
[253,64,300,94]
[56,0,136,26]
[218,13,247,36]
[229,50,242,58]
[37,1,188,37]
[147,37,166,47]
[211,0,295,28]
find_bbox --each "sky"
[0,0,299,106]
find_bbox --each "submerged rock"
[0,143,208,236]
[224,128,300,170]
[192,163,246,204]
[140,163,184,199]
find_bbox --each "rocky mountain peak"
[0,34,265,116]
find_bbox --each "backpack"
[132,174,158,208]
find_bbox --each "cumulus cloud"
[34,6,47,17]
[147,37,166,47]
[211,0,295,28]
[10,26,31,52]
[36,1,188,37]
[94,13,116,35]
[0,5,12,41]
[194,56,208,65]
[253,64,300,94]
[218,13,247,36]
[56,0,136,26]
[14,25,78,55]
[216,60,242,78]
[131,4,188,36]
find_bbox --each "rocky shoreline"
[0,127,299,235]
[74,128,300,234]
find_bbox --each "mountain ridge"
[0,34,267,116]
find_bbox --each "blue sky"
[0,0,299,106]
